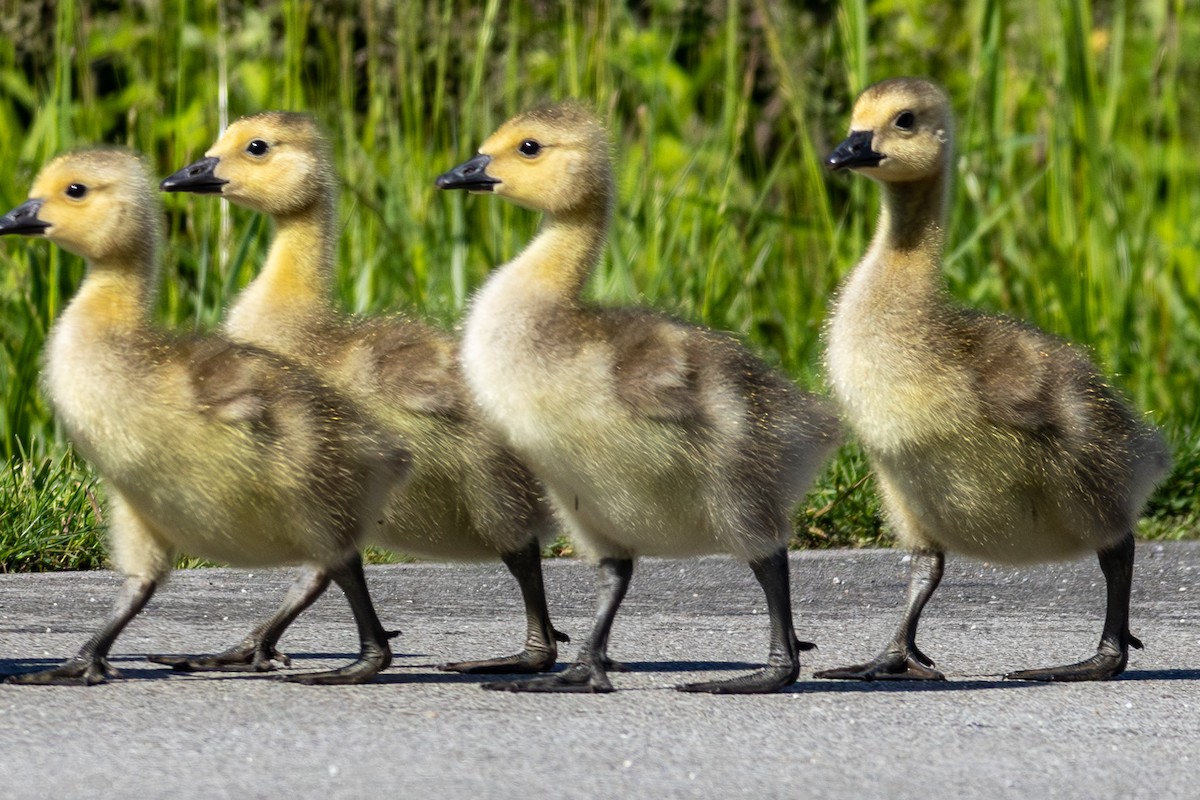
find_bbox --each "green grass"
[0,0,1197,569]
[0,448,104,572]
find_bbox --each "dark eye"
[518,139,541,157]
[895,111,916,130]
[66,183,87,199]
[247,139,269,156]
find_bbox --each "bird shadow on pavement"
[786,678,1037,694]
[0,655,185,682]
[369,658,794,686]
[1111,668,1200,681]
[784,668,1200,693]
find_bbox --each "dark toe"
[1006,653,1127,682]
[439,649,557,675]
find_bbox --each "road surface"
[1,542,1197,798]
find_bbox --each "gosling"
[159,112,565,674]
[0,149,408,685]
[437,102,840,694]
[818,77,1169,682]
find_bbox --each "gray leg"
[285,554,393,685]
[150,567,331,672]
[7,576,157,686]
[1007,531,1141,682]
[484,557,632,693]
[679,547,802,694]
[815,549,946,680]
[440,540,568,674]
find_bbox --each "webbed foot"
[1010,534,1144,683]
[8,575,157,687]
[149,639,290,673]
[482,661,613,693]
[439,625,568,674]
[1006,635,1141,682]
[282,644,391,686]
[814,647,945,681]
[440,648,557,675]
[677,661,799,694]
[6,656,121,686]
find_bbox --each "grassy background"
[0,0,1196,570]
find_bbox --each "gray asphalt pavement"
[1,542,1197,799]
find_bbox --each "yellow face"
[831,77,953,183]
[439,101,612,216]
[201,111,331,216]
[20,150,155,262]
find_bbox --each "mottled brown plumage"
[160,112,565,674]
[438,101,840,693]
[0,149,408,685]
[820,77,1169,682]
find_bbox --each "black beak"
[435,154,499,192]
[0,199,49,237]
[160,157,227,194]
[826,130,884,170]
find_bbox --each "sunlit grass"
[0,0,1197,568]
[0,449,104,572]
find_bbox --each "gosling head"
[0,149,158,263]
[161,111,333,217]
[436,101,613,217]
[827,77,953,183]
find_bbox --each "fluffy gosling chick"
[437,102,840,694]
[819,77,1170,682]
[0,149,408,685]
[159,111,565,674]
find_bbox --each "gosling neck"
[864,168,951,284]
[257,196,337,308]
[227,194,337,340]
[509,201,611,302]
[63,246,156,335]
